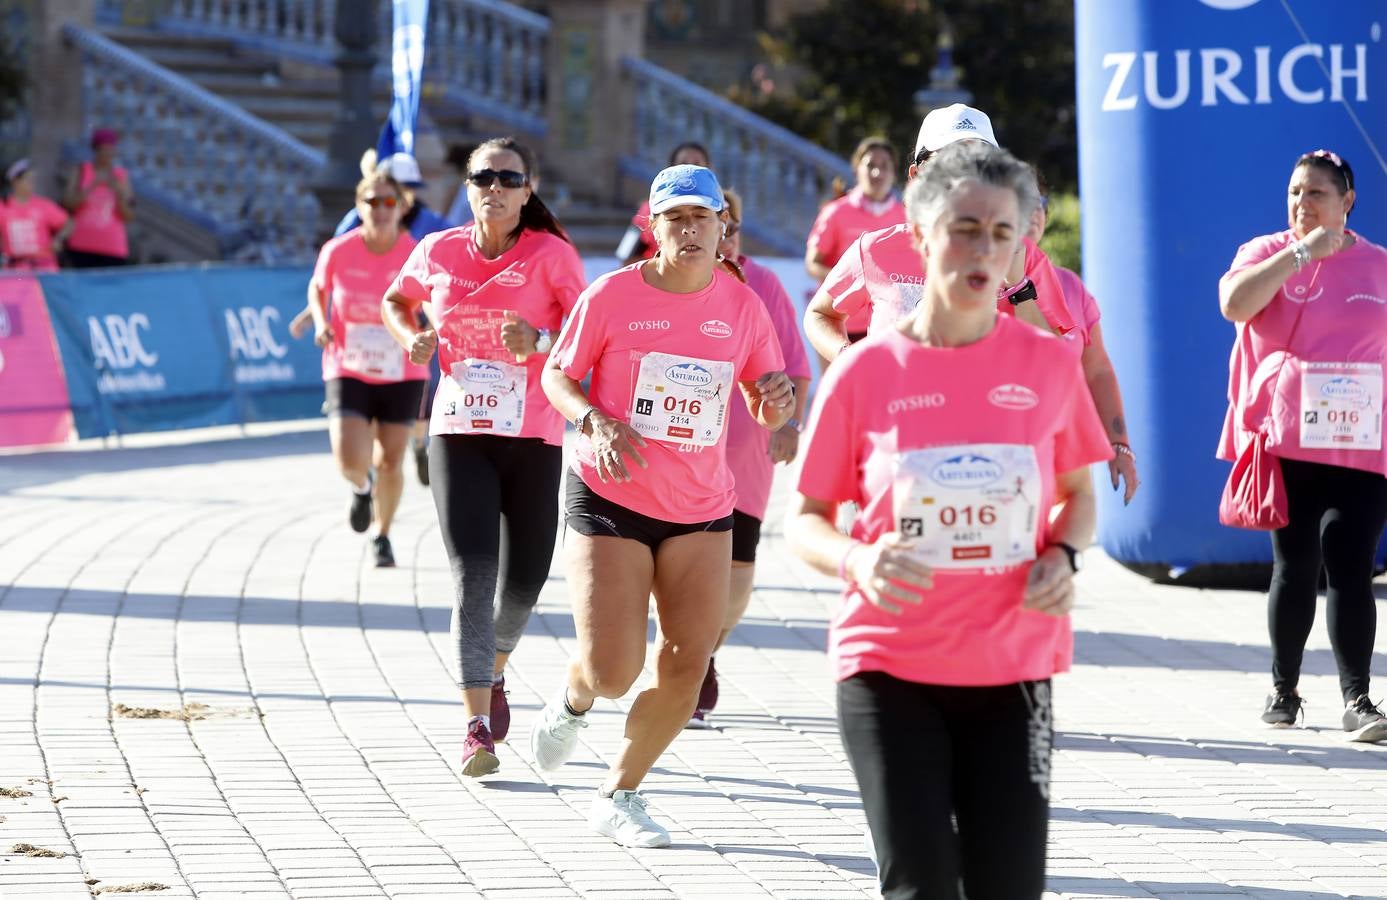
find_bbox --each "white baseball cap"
[914,103,998,158]
[380,152,424,187]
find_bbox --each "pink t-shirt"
[823,225,1078,339]
[392,225,587,445]
[553,264,786,523]
[797,315,1112,686]
[66,163,129,259]
[1218,229,1387,477]
[1054,265,1102,345]
[311,228,425,385]
[1,196,68,271]
[808,190,907,334]
[725,256,814,520]
[629,200,656,261]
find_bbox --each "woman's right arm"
[1220,227,1345,322]
[306,280,332,348]
[541,358,646,482]
[382,288,436,363]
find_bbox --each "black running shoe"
[414,441,430,487]
[349,475,373,533]
[372,534,395,568]
[1261,691,1303,727]
[1343,694,1387,742]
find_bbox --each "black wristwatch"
[1006,278,1038,307]
[1052,542,1081,573]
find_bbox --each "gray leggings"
[429,434,562,689]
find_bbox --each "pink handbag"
[1218,281,1310,531]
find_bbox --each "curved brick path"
[2,423,1386,899]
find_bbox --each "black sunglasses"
[468,168,529,189]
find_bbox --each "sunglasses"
[361,195,399,209]
[468,168,529,189]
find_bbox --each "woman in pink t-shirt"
[805,136,905,345]
[1218,150,1387,741]
[62,128,134,267]
[787,142,1111,900]
[1,159,71,272]
[686,187,813,728]
[307,171,422,569]
[531,165,794,849]
[616,141,710,266]
[382,138,586,779]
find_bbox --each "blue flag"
[377,0,429,160]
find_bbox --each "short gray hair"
[904,141,1040,233]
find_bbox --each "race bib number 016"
[434,359,526,436]
[342,323,404,381]
[1299,361,1382,451]
[630,351,734,447]
[893,443,1040,570]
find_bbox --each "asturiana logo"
[988,384,1039,410]
[666,362,712,387]
[700,319,732,338]
[494,270,527,287]
[1321,377,1371,406]
[466,363,505,384]
[931,454,1005,489]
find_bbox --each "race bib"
[1299,361,1383,451]
[434,359,526,436]
[893,444,1040,570]
[630,351,734,447]
[342,322,404,381]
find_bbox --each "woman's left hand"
[1023,546,1075,616]
[756,371,795,410]
[500,312,539,358]
[769,426,799,464]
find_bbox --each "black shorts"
[325,377,426,425]
[847,330,869,344]
[732,510,762,563]
[564,470,733,551]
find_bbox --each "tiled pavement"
[2,422,1386,900]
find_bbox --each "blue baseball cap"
[649,165,724,215]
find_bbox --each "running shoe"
[414,440,429,487]
[349,473,373,533]
[589,789,670,848]
[529,693,588,770]
[696,657,719,714]
[685,708,710,729]
[1342,694,1387,742]
[461,717,499,777]
[372,535,395,568]
[1261,690,1303,727]
[490,676,510,742]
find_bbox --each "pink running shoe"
[490,677,511,742]
[461,717,499,777]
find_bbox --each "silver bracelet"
[1290,241,1311,272]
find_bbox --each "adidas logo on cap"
[955,118,976,130]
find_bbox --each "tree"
[733,0,1078,191]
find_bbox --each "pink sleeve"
[738,299,786,382]
[806,202,840,263]
[1221,233,1283,282]
[1080,281,1101,331]
[45,199,70,230]
[552,288,605,380]
[550,241,588,315]
[1024,240,1079,337]
[391,235,436,303]
[796,362,861,503]
[760,268,812,380]
[823,234,869,316]
[1053,357,1115,473]
[311,240,335,293]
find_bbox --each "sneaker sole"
[591,817,670,849]
[461,747,499,777]
[684,716,712,730]
[1345,720,1387,743]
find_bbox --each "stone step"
[138,45,280,77]
[100,24,242,54]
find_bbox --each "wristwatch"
[1053,542,1081,573]
[783,417,803,434]
[1004,278,1038,307]
[534,328,553,354]
[574,404,597,434]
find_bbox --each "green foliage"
[0,28,25,120]
[1039,191,1081,275]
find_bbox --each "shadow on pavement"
[1056,805,1387,843]
[1046,874,1358,898]
[1058,730,1387,767]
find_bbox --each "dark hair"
[446,142,478,172]
[667,141,711,168]
[469,137,571,245]
[1295,149,1355,195]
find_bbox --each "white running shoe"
[529,693,588,770]
[590,789,670,848]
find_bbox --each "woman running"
[531,164,794,848]
[382,138,586,776]
[787,141,1111,899]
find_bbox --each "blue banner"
[39,266,323,438]
[378,0,430,160]
[1076,0,1387,570]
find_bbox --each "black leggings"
[430,434,562,690]
[1269,458,1387,702]
[838,671,1052,900]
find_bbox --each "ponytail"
[719,255,747,283]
